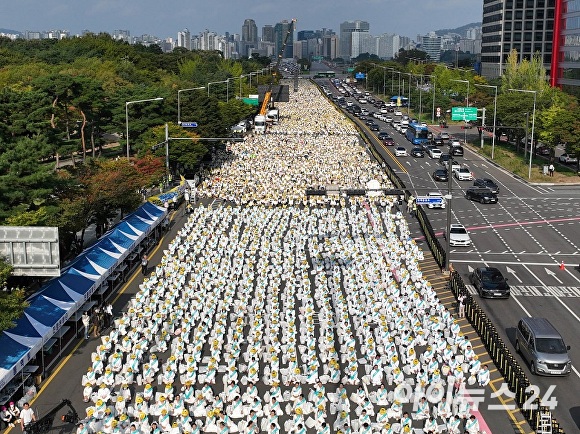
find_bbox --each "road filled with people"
[76,81,489,434]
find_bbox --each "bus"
[405,123,430,145]
[314,71,336,78]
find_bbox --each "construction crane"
[259,18,295,116]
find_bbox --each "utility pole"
[480,107,486,149]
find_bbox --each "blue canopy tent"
[0,201,165,390]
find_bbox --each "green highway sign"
[451,106,478,121]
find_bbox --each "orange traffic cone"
[559,261,565,270]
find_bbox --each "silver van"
[515,317,571,376]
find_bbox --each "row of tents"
[0,201,167,391]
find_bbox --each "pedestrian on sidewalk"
[141,254,149,275]
[82,312,90,340]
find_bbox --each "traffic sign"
[180,122,198,128]
[436,107,441,118]
[416,196,443,205]
[451,107,477,121]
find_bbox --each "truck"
[266,109,279,125]
[254,114,267,133]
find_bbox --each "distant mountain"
[0,28,22,35]
[435,22,481,37]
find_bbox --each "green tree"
[0,256,27,333]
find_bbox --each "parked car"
[454,166,474,181]
[559,153,578,164]
[411,147,424,158]
[473,178,499,194]
[425,192,446,209]
[445,223,471,246]
[394,146,408,157]
[469,267,510,298]
[465,187,498,204]
[432,168,449,182]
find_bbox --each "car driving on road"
[445,223,471,246]
[454,166,473,180]
[394,146,408,157]
[411,147,424,158]
[473,178,499,194]
[465,187,498,204]
[559,153,578,164]
[469,267,510,298]
[432,168,448,182]
[425,192,446,209]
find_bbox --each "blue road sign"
[180,122,198,128]
[416,196,443,205]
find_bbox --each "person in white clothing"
[20,402,36,432]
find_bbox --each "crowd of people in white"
[77,81,488,434]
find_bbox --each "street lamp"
[451,79,470,107]
[177,87,205,124]
[475,84,497,158]
[125,97,164,160]
[404,73,412,115]
[207,80,228,98]
[425,74,436,125]
[509,88,537,179]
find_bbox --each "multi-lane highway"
[322,78,580,432]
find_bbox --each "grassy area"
[467,139,579,183]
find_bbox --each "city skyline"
[3,0,483,40]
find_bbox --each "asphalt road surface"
[336,90,580,433]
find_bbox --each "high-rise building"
[177,29,191,50]
[262,25,275,43]
[420,32,442,62]
[242,19,258,43]
[113,30,131,43]
[552,0,580,90]
[480,0,555,79]
[339,20,370,60]
[323,34,339,60]
[274,20,294,58]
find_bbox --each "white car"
[454,166,474,181]
[426,192,446,209]
[394,146,408,157]
[429,148,442,159]
[446,223,472,246]
[559,153,578,164]
[394,110,403,116]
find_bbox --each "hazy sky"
[3,0,483,39]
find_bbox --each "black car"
[473,178,500,194]
[411,147,424,157]
[369,124,380,131]
[377,132,390,140]
[432,136,444,146]
[432,168,449,182]
[365,119,375,126]
[469,267,510,298]
[465,187,498,204]
[450,145,464,156]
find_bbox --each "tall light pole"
[125,97,163,160]
[207,80,228,98]
[475,84,497,159]
[451,79,470,107]
[177,87,205,124]
[509,88,537,179]
[405,73,412,115]
[425,74,436,125]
